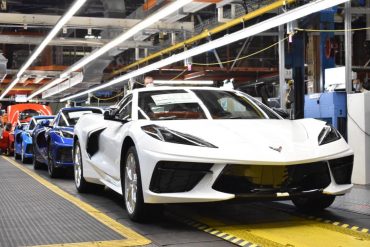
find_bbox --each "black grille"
[329,155,353,184]
[25,144,33,154]
[150,161,213,193]
[213,162,331,195]
[56,147,73,163]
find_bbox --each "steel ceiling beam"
[0,35,153,48]
[0,13,194,32]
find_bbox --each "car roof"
[33,115,55,119]
[60,106,103,112]
[134,86,227,92]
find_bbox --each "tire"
[33,146,43,170]
[123,146,162,222]
[14,149,20,160]
[33,157,43,170]
[21,144,28,164]
[292,195,336,212]
[47,142,60,178]
[74,140,99,193]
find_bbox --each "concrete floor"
[1,156,370,247]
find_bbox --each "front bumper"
[53,143,74,167]
[141,149,353,204]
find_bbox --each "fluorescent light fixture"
[153,80,214,85]
[0,0,86,100]
[1,77,20,97]
[27,77,66,100]
[61,0,349,102]
[33,77,44,84]
[60,0,192,79]
[28,0,192,101]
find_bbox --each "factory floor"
[0,155,369,247]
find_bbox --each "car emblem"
[269,146,282,153]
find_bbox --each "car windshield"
[138,90,207,120]
[19,109,40,121]
[59,109,101,127]
[138,89,279,120]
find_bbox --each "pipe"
[112,0,296,76]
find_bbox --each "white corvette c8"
[73,87,353,221]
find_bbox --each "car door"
[90,95,133,186]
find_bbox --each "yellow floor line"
[2,156,151,247]
[175,202,370,247]
[192,215,370,247]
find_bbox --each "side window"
[116,95,133,120]
[58,116,67,127]
[28,120,36,131]
[118,101,132,120]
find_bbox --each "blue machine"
[304,92,347,138]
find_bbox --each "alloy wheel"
[74,145,82,188]
[125,152,138,215]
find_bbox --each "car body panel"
[14,116,55,160]
[74,87,354,204]
[0,104,52,154]
[35,107,103,167]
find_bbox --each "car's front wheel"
[74,140,98,193]
[47,142,60,178]
[292,195,336,212]
[14,148,20,160]
[21,144,29,163]
[123,146,162,222]
[33,145,43,170]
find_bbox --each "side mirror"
[104,109,116,120]
[40,120,50,127]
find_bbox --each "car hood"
[137,119,351,164]
[151,119,308,146]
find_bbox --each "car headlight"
[59,130,74,139]
[318,124,341,145]
[141,124,217,148]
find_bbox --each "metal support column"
[286,31,305,119]
[279,25,286,109]
[319,8,336,91]
[196,15,224,69]
[345,1,352,93]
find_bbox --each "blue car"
[33,107,103,177]
[14,116,55,163]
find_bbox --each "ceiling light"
[0,0,87,99]
[28,0,192,101]
[60,0,193,79]
[61,0,349,102]
[27,77,66,100]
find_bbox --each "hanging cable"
[191,35,291,66]
[170,68,188,80]
[91,91,125,101]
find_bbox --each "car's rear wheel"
[48,142,60,178]
[33,145,43,170]
[21,144,29,163]
[292,195,336,212]
[123,146,162,222]
[74,140,98,193]
[14,149,20,159]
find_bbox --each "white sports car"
[74,87,353,221]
